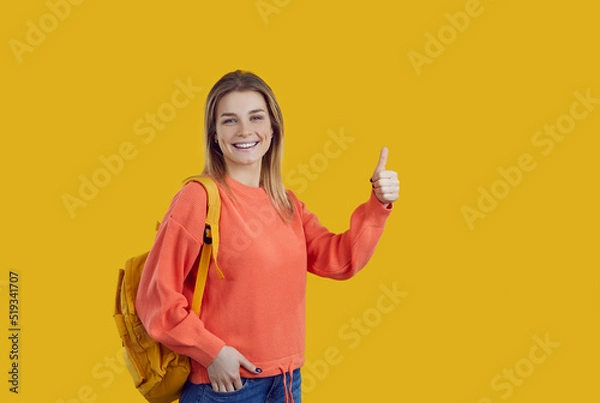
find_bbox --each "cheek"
[260,123,274,137]
[216,127,234,141]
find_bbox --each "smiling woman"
[135,70,400,403]
[202,71,294,220]
[214,91,274,187]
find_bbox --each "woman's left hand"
[370,146,400,207]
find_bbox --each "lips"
[233,141,259,150]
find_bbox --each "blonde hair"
[202,70,294,220]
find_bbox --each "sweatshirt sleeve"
[135,182,226,368]
[297,190,393,280]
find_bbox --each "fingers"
[369,147,399,205]
[371,170,398,184]
[212,378,243,392]
[211,378,240,392]
[374,146,389,175]
[238,353,261,375]
[371,171,399,191]
[212,381,237,392]
[371,170,400,204]
[207,346,261,392]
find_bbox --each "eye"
[250,115,264,121]
[222,118,236,124]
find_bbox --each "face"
[215,90,273,174]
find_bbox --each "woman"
[136,70,400,403]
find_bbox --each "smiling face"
[215,90,274,176]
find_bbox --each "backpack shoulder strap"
[183,175,223,316]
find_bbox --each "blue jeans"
[179,368,302,403]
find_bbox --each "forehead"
[217,90,267,113]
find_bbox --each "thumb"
[238,352,262,374]
[374,146,389,174]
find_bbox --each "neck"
[226,164,262,187]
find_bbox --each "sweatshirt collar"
[224,175,269,200]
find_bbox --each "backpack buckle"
[203,225,213,244]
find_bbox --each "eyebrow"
[219,109,266,118]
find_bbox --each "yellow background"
[2,0,599,402]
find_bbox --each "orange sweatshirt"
[136,176,392,384]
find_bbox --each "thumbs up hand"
[370,146,400,207]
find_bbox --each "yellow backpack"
[114,176,222,403]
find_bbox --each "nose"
[238,121,252,137]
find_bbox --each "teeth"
[234,142,258,149]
